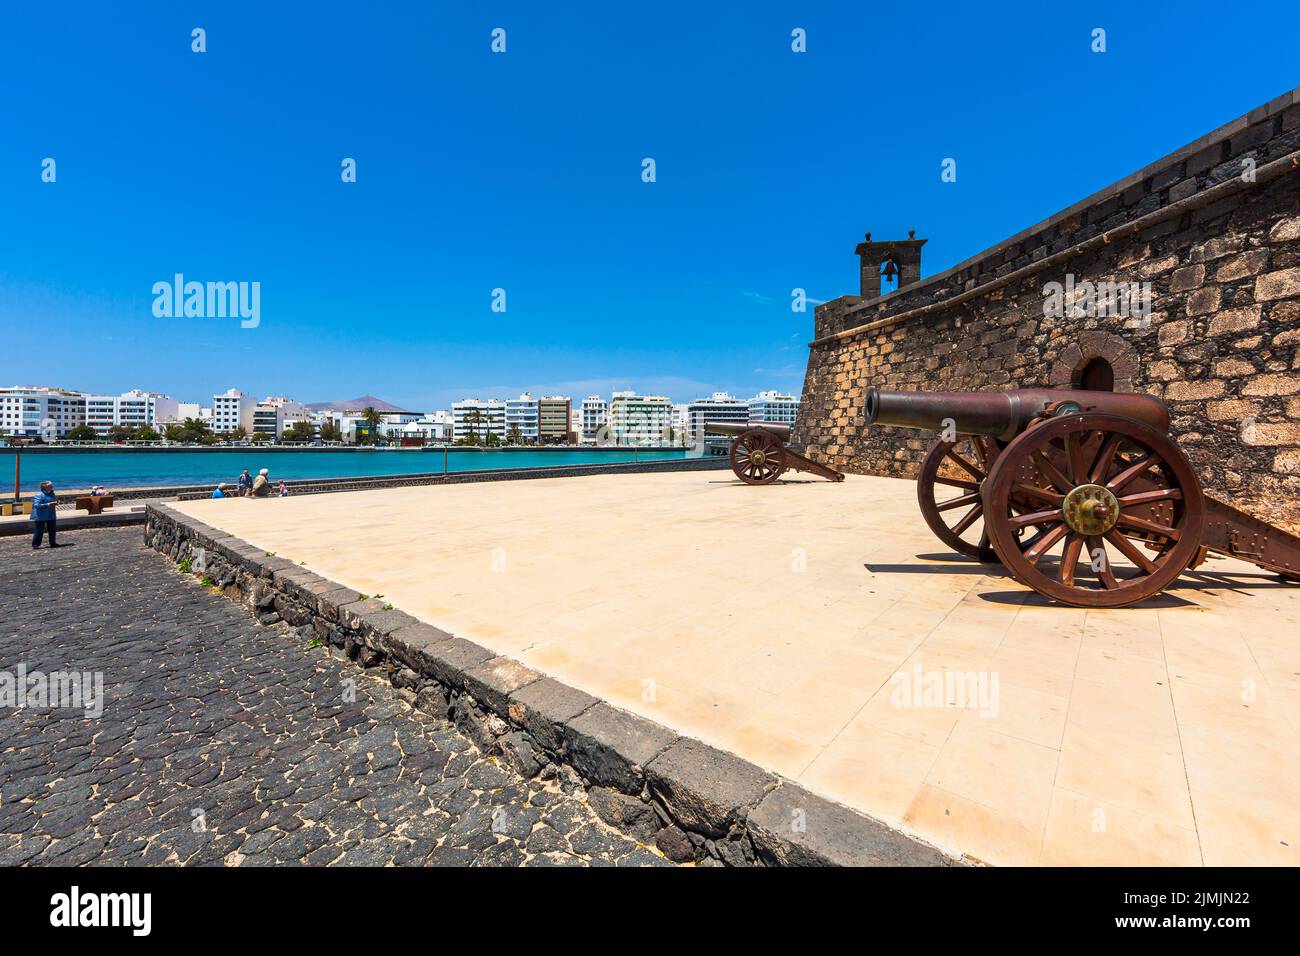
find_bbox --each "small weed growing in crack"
[178,556,192,574]
[306,636,324,650]
[200,575,216,589]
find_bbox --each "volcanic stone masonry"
[794,87,1300,533]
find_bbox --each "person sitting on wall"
[278,481,288,497]
[30,481,61,550]
[251,468,271,497]
[211,483,226,499]
[237,469,253,497]
[91,485,108,497]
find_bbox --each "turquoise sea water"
[1,448,694,492]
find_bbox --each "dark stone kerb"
[558,703,677,795]
[646,738,777,839]
[461,656,543,715]
[748,782,953,867]
[140,505,954,867]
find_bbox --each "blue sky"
[2,2,1297,411]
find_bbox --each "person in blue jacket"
[30,481,61,549]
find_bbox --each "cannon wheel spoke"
[730,429,786,485]
[982,415,1204,608]
[917,436,1004,561]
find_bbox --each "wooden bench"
[75,495,114,515]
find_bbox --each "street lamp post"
[11,436,33,503]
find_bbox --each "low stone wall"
[144,504,953,868]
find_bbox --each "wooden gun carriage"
[866,387,1300,608]
[705,422,844,485]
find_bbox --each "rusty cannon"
[865,386,1300,608]
[705,422,845,485]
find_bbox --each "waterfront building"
[163,401,204,424]
[0,385,86,439]
[252,396,312,439]
[393,415,454,444]
[82,389,177,436]
[581,396,608,441]
[537,395,572,443]
[672,404,689,444]
[252,404,284,438]
[570,407,585,443]
[452,398,506,442]
[687,392,750,447]
[505,393,539,443]
[212,388,257,435]
[748,390,799,427]
[607,391,673,446]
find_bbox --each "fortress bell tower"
[855,230,926,299]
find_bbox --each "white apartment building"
[687,392,751,447]
[452,398,506,441]
[212,388,257,435]
[81,390,179,435]
[607,391,673,446]
[505,393,539,442]
[748,391,799,427]
[0,386,85,439]
[672,404,689,443]
[164,402,205,424]
[580,396,608,441]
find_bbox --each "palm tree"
[361,406,383,445]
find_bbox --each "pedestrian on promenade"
[30,481,61,549]
[237,469,253,497]
[251,468,271,497]
[211,483,226,499]
[278,480,288,497]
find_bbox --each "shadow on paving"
[0,527,671,867]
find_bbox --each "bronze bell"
[881,257,899,279]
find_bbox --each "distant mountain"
[304,395,412,414]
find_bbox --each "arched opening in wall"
[1079,357,1115,392]
[880,256,900,295]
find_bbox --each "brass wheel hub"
[749,450,767,466]
[1062,483,1119,536]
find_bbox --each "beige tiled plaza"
[174,470,1300,866]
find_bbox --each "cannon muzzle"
[864,387,1168,441]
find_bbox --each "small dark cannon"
[706,422,844,485]
[866,386,1300,608]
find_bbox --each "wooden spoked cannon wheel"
[918,434,1064,563]
[982,413,1205,608]
[729,428,788,484]
[917,435,999,561]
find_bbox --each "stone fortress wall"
[794,88,1300,532]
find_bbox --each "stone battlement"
[796,87,1300,532]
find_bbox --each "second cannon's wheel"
[917,435,1002,561]
[981,413,1205,608]
[730,428,787,485]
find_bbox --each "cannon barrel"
[705,421,792,440]
[864,387,1169,441]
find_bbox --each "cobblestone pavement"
[0,528,670,867]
